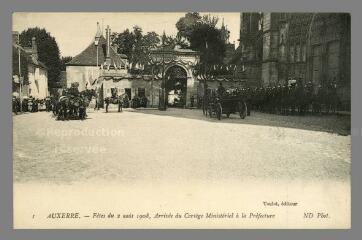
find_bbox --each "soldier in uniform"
[281,84,289,115]
[304,81,314,115]
[313,85,323,114]
[327,81,338,114]
[289,83,297,115]
[265,87,271,113]
[296,82,305,115]
[275,85,282,114]
[260,87,266,112]
[245,87,252,116]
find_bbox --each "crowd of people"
[223,81,341,115]
[12,95,52,114]
[13,79,343,116]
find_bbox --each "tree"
[162,34,189,49]
[113,26,160,69]
[176,12,226,65]
[176,12,202,41]
[113,28,135,58]
[60,56,73,71]
[19,27,61,87]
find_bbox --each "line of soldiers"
[232,81,340,115]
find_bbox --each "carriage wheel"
[216,103,222,120]
[239,101,247,119]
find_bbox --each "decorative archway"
[149,47,200,107]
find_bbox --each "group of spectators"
[12,96,52,114]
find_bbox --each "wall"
[101,78,162,107]
[28,65,48,99]
[66,66,100,91]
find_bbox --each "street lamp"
[17,45,23,112]
[159,32,167,111]
[94,22,101,68]
[94,22,101,109]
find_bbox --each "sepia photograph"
[12,12,351,229]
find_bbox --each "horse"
[57,96,70,120]
[104,94,127,113]
[78,95,88,120]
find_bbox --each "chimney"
[32,37,38,60]
[12,31,19,44]
[106,25,111,65]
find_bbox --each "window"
[125,88,131,100]
[138,88,145,97]
[302,44,306,62]
[290,45,295,63]
[296,45,301,62]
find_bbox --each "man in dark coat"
[217,82,226,97]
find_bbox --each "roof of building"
[66,35,128,67]
[13,43,47,69]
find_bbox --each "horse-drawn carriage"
[55,94,88,120]
[53,83,89,120]
[204,91,248,120]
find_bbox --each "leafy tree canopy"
[176,12,226,65]
[19,27,61,87]
[175,12,202,41]
[113,26,160,69]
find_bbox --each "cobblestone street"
[13,108,350,184]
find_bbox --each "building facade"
[12,32,49,99]
[66,25,129,91]
[234,13,351,108]
[66,24,200,107]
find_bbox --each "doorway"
[165,65,187,108]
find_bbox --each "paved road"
[13,108,350,183]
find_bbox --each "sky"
[13,12,240,58]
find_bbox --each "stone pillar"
[185,67,198,107]
[261,13,279,87]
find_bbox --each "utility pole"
[305,13,317,85]
[203,39,209,113]
[18,46,22,112]
[151,64,154,107]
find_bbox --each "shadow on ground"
[130,108,351,136]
